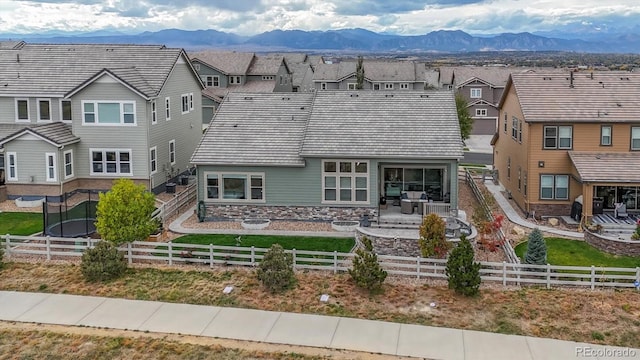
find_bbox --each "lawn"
[514,237,640,268]
[0,212,43,236]
[171,234,355,253]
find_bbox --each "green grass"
[0,212,43,236]
[515,237,640,268]
[172,234,355,253]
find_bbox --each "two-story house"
[312,60,439,92]
[0,42,203,201]
[189,51,293,128]
[493,71,640,221]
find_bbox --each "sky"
[1,0,639,36]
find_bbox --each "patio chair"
[401,199,414,214]
[615,203,629,219]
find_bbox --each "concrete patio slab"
[463,330,533,360]
[0,291,50,321]
[16,293,106,325]
[201,307,280,341]
[138,302,222,335]
[77,298,163,330]
[330,317,401,355]
[396,323,464,360]
[265,312,340,348]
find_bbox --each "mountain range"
[2,28,640,53]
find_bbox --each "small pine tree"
[445,235,481,296]
[256,244,296,293]
[524,228,547,265]
[419,213,452,258]
[81,241,127,282]
[349,236,387,293]
[355,56,365,89]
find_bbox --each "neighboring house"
[191,91,463,222]
[189,51,293,128]
[493,71,640,220]
[277,53,316,93]
[0,42,203,201]
[312,60,439,91]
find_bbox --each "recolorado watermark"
[576,346,637,358]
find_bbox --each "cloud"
[376,14,398,26]
[330,0,485,16]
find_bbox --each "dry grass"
[1,261,639,348]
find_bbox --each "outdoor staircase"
[370,217,422,230]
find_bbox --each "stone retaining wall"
[355,229,422,257]
[204,204,376,222]
[584,230,640,257]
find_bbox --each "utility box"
[166,182,176,194]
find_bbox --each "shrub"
[81,241,127,282]
[524,228,547,265]
[349,236,387,293]
[256,244,296,293]
[445,235,481,296]
[419,213,451,258]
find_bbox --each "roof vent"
[420,94,429,98]
[620,77,630,80]
[543,77,552,80]
[282,97,290,100]
[385,94,394,98]
[244,96,253,100]
[350,93,358,97]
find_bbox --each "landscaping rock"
[511,226,526,236]
[548,218,559,226]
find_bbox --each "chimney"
[569,70,574,88]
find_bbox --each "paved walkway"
[2,291,637,360]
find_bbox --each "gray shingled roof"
[0,122,79,147]
[247,54,286,75]
[314,60,433,83]
[301,91,463,159]
[191,93,314,166]
[202,80,276,101]
[569,152,640,183]
[509,72,640,123]
[0,124,30,149]
[0,43,185,97]
[190,51,255,75]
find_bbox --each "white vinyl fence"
[3,234,640,290]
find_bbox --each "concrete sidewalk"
[1,291,637,360]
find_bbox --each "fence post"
[591,265,595,290]
[46,236,51,261]
[210,244,214,269]
[334,251,338,274]
[416,257,421,279]
[502,261,506,286]
[5,234,10,259]
[636,267,640,286]
[168,242,173,266]
[127,243,133,265]
[292,248,297,270]
[251,246,256,265]
[546,263,551,289]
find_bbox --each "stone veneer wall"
[204,204,377,222]
[584,230,640,257]
[528,203,571,218]
[355,230,421,257]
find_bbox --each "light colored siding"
[273,63,293,92]
[3,138,58,184]
[0,97,15,123]
[0,96,65,123]
[196,63,228,88]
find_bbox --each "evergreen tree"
[455,93,474,141]
[419,213,451,258]
[256,244,296,293]
[445,235,481,296]
[524,228,547,265]
[349,236,387,293]
[356,56,365,89]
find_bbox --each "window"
[194,63,200,71]
[540,175,569,200]
[476,108,487,117]
[262,75,274,80]
[165,97,171,120]
[189,93,194,111]
[60,100,72,123]
[205,172,265,201]
[321,82,327,90]
[38,99,51,122]
[543,125,572,149]
[373,83,380,90]
[151,100,157,124]
[322,160,369,203]
[400,83,409,89]
[503,113,507,132]
[205,75,220,87]
[63,150,73,179]
[45,152,56,182]
[169,140,176,165]
[517,167,521,191]
[507,157,511,179]
[181,94,189,114]
[511,117,518,139]
[632,127,640,150]
[518,120,522,142]
[470,88,482,98]
[347,83,356,90]
[150,147,157,174]
[7,152,17,181]
[384,83,393,90]
[16,99,29,122]
[600,125,611,146]
[90,149,132,176]
[523,172,528,196]
[82,101,136,125]
[229,76,241,84]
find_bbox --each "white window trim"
[347,83,356,90]
[631,127,640,150]
[384,83,394,90]
[63,149,74,179]
[189,93,194,111]
[181,94,189,114]
[89,148,133,176]
[321,82,327,90]
[400,83,409,89]
[212,75,220,87]
[151,100,157,125]
[470,88,482,98]
[59,99,72,123]
[37,98,52,122]
[6,152,17,181]
[321,160,370,205]
[543,125,573,149]
[540,174,569,200]
[475,108,488,117]
[204,171,266,203]
[169,139,176,165]
[45,152,57,182]
[150,146,157,175]
[81,100,137,126]
[373,83,380,90]
[15,98,30,122]
[165,97,171,121]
